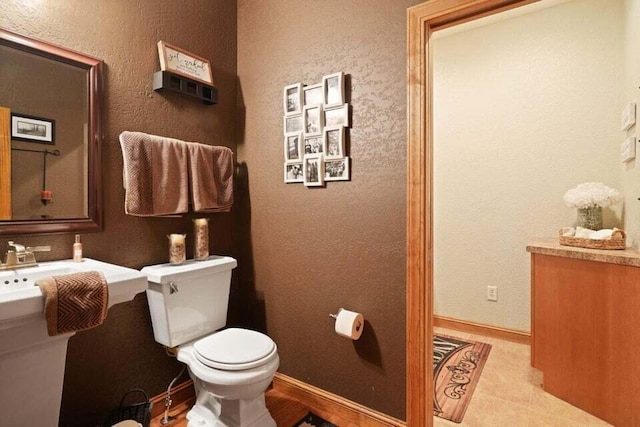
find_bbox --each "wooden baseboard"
[273,373,405,426]
[149,379,195,420]
[433,315,530,345]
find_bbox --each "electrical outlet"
[622,102,636,131]
[487,286,498,302]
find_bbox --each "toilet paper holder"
[330,308,364,340]
[329,308,344,320]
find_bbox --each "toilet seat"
[193,328,277,371]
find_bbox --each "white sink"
[0,257,147,330]
[0,257,148,427]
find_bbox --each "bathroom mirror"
[0,28,103,236]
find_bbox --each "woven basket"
[558,229,626,250]
[103,388,153,427]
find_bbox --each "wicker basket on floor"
[558,228,626,250]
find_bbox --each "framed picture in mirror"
[11,113,55,144]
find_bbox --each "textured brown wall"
[237,0,421,419]
[0,1,237,426]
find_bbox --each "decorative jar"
[576,206,602,230]
[168,234,186,265]
[193,218,209,260]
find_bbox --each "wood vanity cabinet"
[528,240,640,426]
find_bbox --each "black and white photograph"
[303,153,324,187]
[303,83,323,106]
[325,157,350,181]
[284,114,303,133]
[11,113,55,144]
[324,104,349,128]
[324,126,344,159]
[284,132,302,162]
[304,136,324,154]
[283,82,303,116]
[303,105,323,136]
[322,71,344,108]
[284,162,304,183]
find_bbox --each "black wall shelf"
[153,71,218,105]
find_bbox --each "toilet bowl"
[142,257,279,427]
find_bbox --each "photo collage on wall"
[283,72,350,186]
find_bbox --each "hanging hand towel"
[37,271,108,337]
[119,131,190,216]
[187,143,234,212]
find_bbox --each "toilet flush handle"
[169,282,179,294]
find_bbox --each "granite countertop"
[527,238,640,267]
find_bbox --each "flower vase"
[577,206,602,230]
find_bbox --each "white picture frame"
[324,104,349,128]
[303,83,323,107]
[284,132,303,162]
[303,105,324,136]
[284,114,303,134]
[322,71,344,108]
[284,83,303,116]
[304,135,324,155]
[303,153,324,187]
[284,162,304,183]
[323,126,345,159]
[325,157,350,181]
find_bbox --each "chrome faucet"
[1,241,51,270]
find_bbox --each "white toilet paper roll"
[334,309,364,340]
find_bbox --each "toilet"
[142,256,279,427]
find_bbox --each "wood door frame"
[406,0,537,424]
[0,107,10,219]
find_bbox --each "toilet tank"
[142,256,237,348]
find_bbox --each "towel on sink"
[37,271,108,336]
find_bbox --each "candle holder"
[193,218,209,260]
[168,234,186,265]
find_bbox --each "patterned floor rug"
[433,334,492,423]
[292,411,338,427]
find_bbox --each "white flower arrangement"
[563,182,622,209]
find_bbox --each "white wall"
[433,0,624,331]
[621,0,640,248]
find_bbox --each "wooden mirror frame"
[406,0,536,424]
[0,28,103,236]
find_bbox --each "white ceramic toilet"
[142,256,279,427]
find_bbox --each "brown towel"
[37,271,108,337]
[119,131,190,216]
[187,142,234,212]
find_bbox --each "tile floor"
[434,326,612,427]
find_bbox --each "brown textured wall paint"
[0,1,237,426]
[237,0,422,419]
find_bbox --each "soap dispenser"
[73,234,83,262]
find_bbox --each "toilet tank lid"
[141,255,237,283]
[194,328,275,365]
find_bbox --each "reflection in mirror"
[0,28,102,236]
